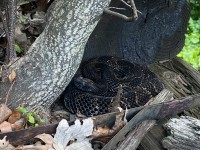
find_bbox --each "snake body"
[64,56,163,116]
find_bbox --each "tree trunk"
[84,0,190,64]
[0,0,110,111]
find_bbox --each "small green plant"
[14,44,23,53]
[178,18,200,70]
[177,1,200,71]
[18,106,45,127]
[189,0,200,20]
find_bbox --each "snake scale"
[64,56,164,116]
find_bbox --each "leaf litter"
[0,118,95,150]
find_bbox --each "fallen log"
[162,116,200,150]
[136,57,200,149]
[115,90,173,150]
[102,93,200,150]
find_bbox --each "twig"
[121,0,142,14]
[129,0,138,20]
[0,3,10,63]
[0,0,17,63]
[121,0,131,8]
[110,84,123,112]
[0,0,17,79]
[109,7,126,11]
[137,10,142,14]
[0,10,9,40]
[104,9,133,21]
[104,0,138,21]
[8,0,17,61]
[4,0,11,63]
[0,65,7,82]
[0,31,6,37]
[5,80,15,105]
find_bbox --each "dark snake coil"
[64,56,164,116]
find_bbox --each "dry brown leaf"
[95,126,110,135]
[8,70,16,83]
[0,104,12,123]
[35,133,54,146]
[8,109,21,124]
[93,112,126,141]
[0,136,14,149]
[0,121,12,133]
[14,145,24,149]
[21,144,54,150]
[11,118,25,131]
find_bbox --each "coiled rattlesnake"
[64,56,163,116]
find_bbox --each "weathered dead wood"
[116,90,173,150]
[149,57,200,119]
[0,123,58,146]
[1,93,200,146]
[140,126,167,150]
[149,58,200,98]
[139,58,200,149]
[162,116,200,150]
[101,93,200,149]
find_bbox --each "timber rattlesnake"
[64,56,163,116]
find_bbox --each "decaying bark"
[138,58,200,150]
[162,116,200,150]
[101,93,200,149]
[149,57,200,119]
[0,0,110,111]
[116,89,173,150]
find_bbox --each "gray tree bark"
[0,0,110,111]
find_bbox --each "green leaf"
[18,106,27,114]
[36,115,45,123]
[178,15,200,71]
[15,44,23,53]
[190,35,199,44]
[28,114,35,124]
[39,118,45,123]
